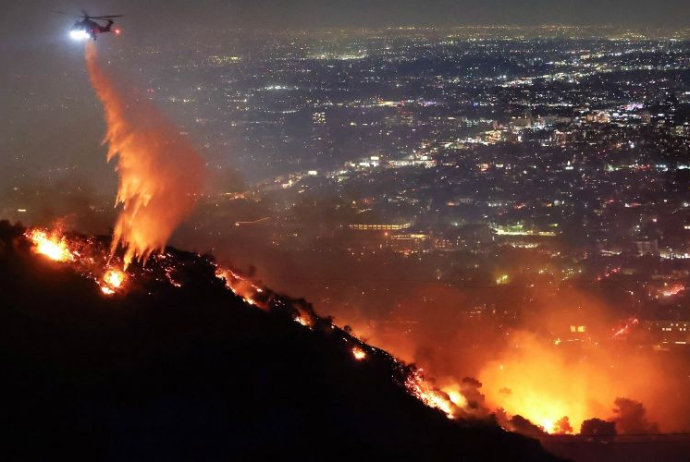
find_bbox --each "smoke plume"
[85,43,204,268]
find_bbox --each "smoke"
[85,43,204,268]
[320,278,690,433]
[1,176,115,235]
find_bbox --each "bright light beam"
[70,30,90,41]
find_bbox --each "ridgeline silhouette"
[0,221,558,461]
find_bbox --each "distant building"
[634,239,658,256]
[348,222,412,231]
[390,233,431,254]
[643,321,690,346]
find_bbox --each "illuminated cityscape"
[4,12,690,460]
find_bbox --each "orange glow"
[612,318,639,339]
[25,228,136,297]
[86,44,204,269]
[660,284,685,297]
[481,353,583,433]
[295,316,310,327]
[478,331,667,434]
[27,230,74,262]
[442,386,468,409]
[333,282,690,434]
[540,418,556,434]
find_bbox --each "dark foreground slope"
[0,222,558,461]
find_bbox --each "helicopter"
[54,10,123,41]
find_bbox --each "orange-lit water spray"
[85,43,204,269]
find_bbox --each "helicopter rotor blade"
[52,10,123,20]
[51,10,82,18]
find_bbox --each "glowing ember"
[660,284,685,297]
[27,230,73,262]
[612,318,639,339]
[352,347,367,361]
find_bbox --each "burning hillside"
[22,224,480,422]
[0,221,558,460]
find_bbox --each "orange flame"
[27,230,74,262]
[85,43,204,269]
[405,369,461,419]
[215,267,270,310]
[101,268,126,295]
[441,385,468,409]
[477,332,659,434]
[352,346,367,361]
[25,227,478,424]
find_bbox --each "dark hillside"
[0,222,558,461]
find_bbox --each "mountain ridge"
[0,221,559,461]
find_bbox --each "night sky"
[4,0,690,33]
[1,0,688,194]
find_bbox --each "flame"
[481,360,586,432]
[442,386,468,408]
[215,265,470,418]
[27,230,74,262]
[85,43,204,269]
[479,332,627,434]
[352,347,367,361]
[215,267,270,310]
[101,268,126,295]
[24,227,481,426]
[405,369,459,419]
[540,419,556,434]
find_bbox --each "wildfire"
[27,230,73,262]
[442,385,468,409]
[405,369,460,419]
[214,263,476,419]
[100,269,126,295]
[352,347,367,361]
[476,329,671,435]
[215,267,270,310]
[480,343,589,433]
[540,419,556,434]
[23,226,494,429]
[215,266,317,330]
